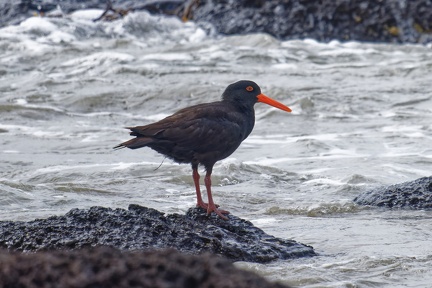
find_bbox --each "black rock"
[191,0,432,44]
[0,205,315,263]
[354,176,432,209]
[1,0,432,44]
[0,0,184,27]
[0,246,291,288]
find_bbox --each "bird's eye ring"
[246,86,254,92]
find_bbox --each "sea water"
[1,10,432,287]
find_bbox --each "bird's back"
[117,101,255,168]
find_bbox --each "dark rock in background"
[0,204,315,263]
[0,0,184,26]
[354,176,432,209]
[1,0,432,44]
[0,246,291,288]
[192,0,432,44]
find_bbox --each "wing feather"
[115,101,253,165]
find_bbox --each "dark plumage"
[115,80,291,219]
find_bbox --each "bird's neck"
[223,99,255,115]
[223,100,255,139]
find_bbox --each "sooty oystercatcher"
[114,80,291,220]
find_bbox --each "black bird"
[114,80,291,219]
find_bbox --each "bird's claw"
[196,202,229,220]
[207,205,230,220]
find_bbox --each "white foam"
[109,162,140,171]
[19,17,58,34]
[31,162,165,175]
[0,124,68,139]
[188,28,207,42]
[382,125,424,133]
[404,132,425,138]
[61,52,135,67]
[13,102,66,113]
[2,150,20,154]
[32,131,65,138]
[243,138,288,144]
[303,178,344,186]
[249,217,279,226]
[244,150,369,166]
[380,164,431,177]
[80,135,102,143]
[70,9,105,20]
[17,39,54,56]
[380,111,397,118]
[143,113,170,121]
[34,163,109,174]
[15,99,28,105]
[318,47,377,56]
[244,133,341,145]
[44,30,76,44]
[141,53,193,62]
[108,161,179,171]
[271,63,298,70]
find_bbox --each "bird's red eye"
[246,86,254,92]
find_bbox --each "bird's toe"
[207,205,230,220]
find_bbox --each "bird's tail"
[113,137,153,150]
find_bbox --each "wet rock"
[0,205,315,263]
[354,176,432,209]
[1,0,432,44]
[0,0,184,27]
[0,246,291,288]
[191,0,432,44]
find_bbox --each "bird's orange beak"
[257,94,292,112]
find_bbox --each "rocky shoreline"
[1,178,431,286]
[354,176,432,209]
[0,247,291,288]
[0,205,315,262]
[1,0,432,44]
[0,205,311,286]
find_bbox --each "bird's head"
[222,80,291,112]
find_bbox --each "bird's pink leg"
[192,166,208,210]
[204,170,230,220]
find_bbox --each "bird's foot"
[207,205,230,220]
[196,201,228,220]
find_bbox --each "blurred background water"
[1,10,431,287]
